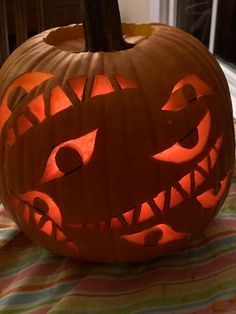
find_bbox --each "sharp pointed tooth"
[194,170,205,189]
[169,187,184,208]
[209,147,218,170]
[38,215,47,229]
[123,208,135,225]
[110,217,124,229]
[23,204,30,223]
[178,173,192,196]
[132,205,141,224]
[40,220,53,236]
[198,155,209,174]
[215,134,223,151]
[33,211,42,226]
[153,191,165,211]
[56,228,67,241]
[138,202,155,223]
[117,215,128,226]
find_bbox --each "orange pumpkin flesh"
[0,1,234,262]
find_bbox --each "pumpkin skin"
[0,23,234,262]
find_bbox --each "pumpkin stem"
[81,0,134,52]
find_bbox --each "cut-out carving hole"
[162,84,197,111]
[0,72,53,133]
[67,75,87,102]
[50,86,72,116]
[153,110,211,163]
[55,146,83,174]
[91,75,114,98]
[162,75,213,112]
[28,94,46,122]
[41,129,98,183]
[114,75,138,90]
[19,191,62,226]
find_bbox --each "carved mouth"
[64,131,228,236]
[12,194,78,253]
[12,128,227,249]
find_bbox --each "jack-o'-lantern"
[0,0,234,262]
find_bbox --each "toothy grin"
[14,131,227,242]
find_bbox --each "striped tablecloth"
[1,150,236,313]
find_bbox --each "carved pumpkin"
[0,0,234,262]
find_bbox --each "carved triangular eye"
[40,128,98,183]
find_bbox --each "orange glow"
[110,217,124,229]
[23,204,30,223]
[28,94,46,122]
[19,191,62,226]
[162,75,213,111]
[194,170,206,188]
[215,134,223,151]
[67,75,87,102]
[6,127,16,146]
[153,110,211,163]
[40,220,53,236]
[121,224,187,245]
[209,147,218,170]
[16,115,33,136]
[172,74,213,96]
[153,191,165,211]
[198,155,209,173]
[33,211,42,225]
[50,86,72,116]
[56,228,66,241]
[41,129,98,183]
[123,208,135,225]
[114,75,137,90]
[157,224,187,245]
[0,72,53,134]
[169,187,184,208]
[162,86,192,111]
[196,175,229,208]
[209,135,223,170]
[178,173,191,195]
[91,75,114,98]
[139,203,155,222]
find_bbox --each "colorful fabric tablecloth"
[1,138,236,314]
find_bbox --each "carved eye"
[153,110,211,163]
[40,129,98,183]
[161,74,213,112]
